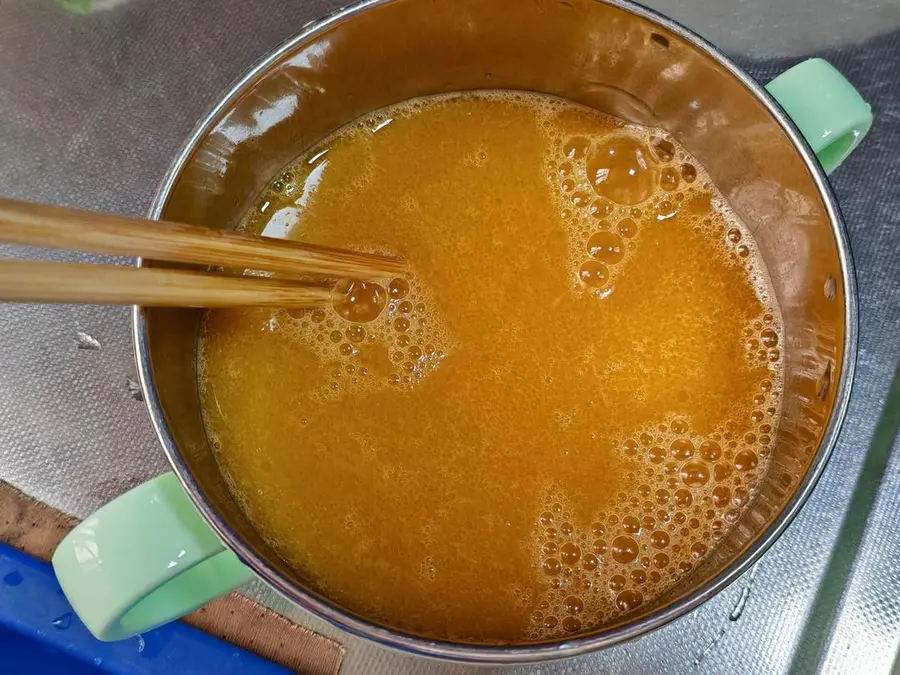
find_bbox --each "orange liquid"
[199,92,783,642]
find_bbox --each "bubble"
[310,309,326,323]
[714,462,733,481]
[649,446,666,463]
[680,462,710,487]
[616,589,644,612]
[670,419,688,434]
[608,574,626,592]
[678,561,693,574]
[332,280,386,323]
[587,231,625,264]
[670,438,695,460]
[679,163,697,183]
[617,218,637,238]
[699,440,721,462]
[651,137,675,162]
[660,166,680,191]
[561,522,574,536]
[631,569,648,585]
[655,489,670,505]
[592,539,608,556]
[393,317,410,332]
[563,595,584,615]
[656,200,677,220]
[540,511,554,526]
[586,136,658,205]
[582,553,600,571]
[737,245,750,258]
[727,228,742,243]
[388,278,409,299]
[674,489,693,508]
[542,541,558,555]
[346,325,367,343]
[733,488,750,507]
[690,542,707,558]
[571,191,590,207]
[623,515,642,535]
[712,485,731,507]
[561,178,576,192]
[560,542,582,564]
[558,161,573,177]
[590,198,614,219]
[562,616,582,632]
[339,343,354,356]
[543,558,562,576]
[734,450,759,472]
[563,136,591,160]
[611,535,639,563]
[578,260,610,288]
[330,330,343,343]
[650,530,670,549]
[591,522,606,537]
[544,615,559,629]
[761,328,779,348]
[623,439,640,457]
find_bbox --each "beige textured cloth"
[0,480,344,675]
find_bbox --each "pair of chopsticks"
[0,198,404,308]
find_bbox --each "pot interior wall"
[143,0,846,640]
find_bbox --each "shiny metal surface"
[1,0,899,673]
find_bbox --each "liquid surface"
[199,92,783,643]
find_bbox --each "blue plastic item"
[0,543,291,675]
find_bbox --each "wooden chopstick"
[0,198,405,279]
[0,259,333,308]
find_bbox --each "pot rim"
[133,0,858,663]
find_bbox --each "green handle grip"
[51,473,252,641]
[766,58,872,174]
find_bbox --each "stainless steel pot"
[133,0,856,662]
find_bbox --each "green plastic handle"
[766,58,872,174]
[52,472,252,641]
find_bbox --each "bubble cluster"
[541,122,715,299]
[273,271,451,397]
[529,408,780,639]
[525,107,785,640]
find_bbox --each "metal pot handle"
[766,58,872,174]
[51,472,251,641]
